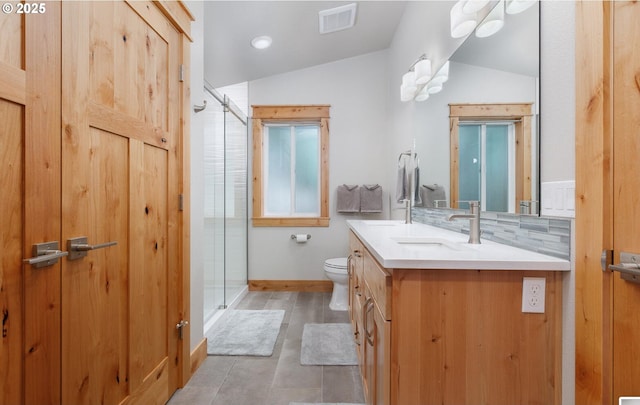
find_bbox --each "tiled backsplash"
[412,207,571,260]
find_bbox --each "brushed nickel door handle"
[67,237,117,260]
[609,252,640,284]
[23,241,69,268]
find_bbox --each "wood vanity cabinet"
[348,231,562,405]
[349,232,391,405]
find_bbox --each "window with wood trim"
[252,105,330,227]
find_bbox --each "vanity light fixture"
[402,71,417,92]
[431,61,450,84]
[400,71,417,102]
[450,0,477,39]
[414,58,432,85]
[475,0,505,38]
[401,57,450,102]
[462,0,490,14]
[400,54,432,102]
[414,86,430,102]
[401,85,415,102]
[505,0,536,14]
[251,35,272,50]
[426,81,444,95]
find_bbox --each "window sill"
[252,217,330,227]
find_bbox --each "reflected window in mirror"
[459,122,515,212]
[450,103,534,214]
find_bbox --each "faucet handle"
[468,201,480,213]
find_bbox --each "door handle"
[364,298,375,346]
[609,252,640,284]
[176,320,189,340]
[67,237,117,260]
[23,241,69,269]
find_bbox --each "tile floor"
[167,291,365,405]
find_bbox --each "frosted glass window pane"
[266,127,291,214]
[294,126,319,214]
[485,125,509,212]
[459,125,481,209]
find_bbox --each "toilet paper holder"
[290,234,311,241]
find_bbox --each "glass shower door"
[202,87,248,327]
[222,95,248,305]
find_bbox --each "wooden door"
[60,2,187,404]
[1,2,190,404]
[611,1,640,400]
[575,2,640,403]
[1,4,62,405]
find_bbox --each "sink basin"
[391,236,469,251]
[362,220,403,226]
[391,237,450,245]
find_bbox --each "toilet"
[324,257,349,311]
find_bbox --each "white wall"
[248,51,389,281]
[186,0,205,350]
[540,3,576,405]
[540,1,575,182]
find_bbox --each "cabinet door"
[353,286,365,368]
[363,287,375,404]
[373,303,391,405]
[364,285,391,405]
[349,232,364,328]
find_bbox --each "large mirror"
[414,2,539,215]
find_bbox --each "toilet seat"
[324,257,349,311]
[324,257,348,273]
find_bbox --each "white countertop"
[347,220,571,271]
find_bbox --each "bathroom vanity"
[347,220,570,405]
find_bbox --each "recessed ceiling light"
[251,36,272,50]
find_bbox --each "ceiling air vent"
[319,3,357,34]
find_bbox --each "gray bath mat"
[207,309,285,356]
[300,323,358,365]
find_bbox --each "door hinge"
[178,194,184,211]
[179,64,184,82]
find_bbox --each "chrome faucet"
[447,201,481,244]
[403,199,412,224]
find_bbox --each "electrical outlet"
[522,277,545,313]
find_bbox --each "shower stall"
[202,83,248,329]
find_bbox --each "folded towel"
[337,184,360,213]
[360,184,383,213]
[420,184,447,208]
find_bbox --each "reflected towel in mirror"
[395,154,421,204]
[419,184,447,208]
